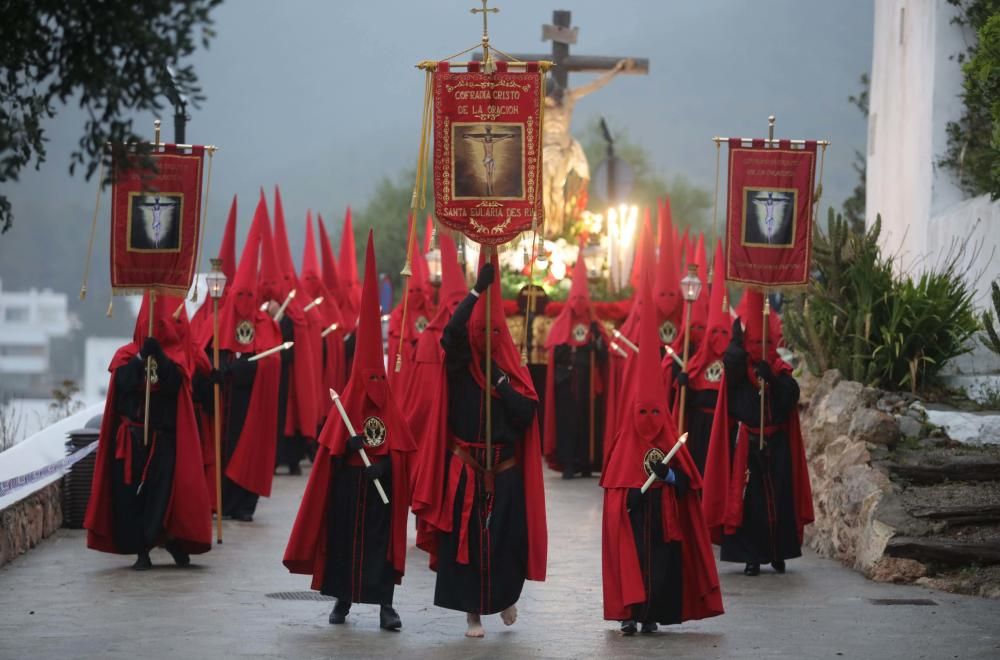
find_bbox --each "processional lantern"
[206,258,227,299]
[681,264,702,302]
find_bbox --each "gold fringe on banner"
[190,148,216,302]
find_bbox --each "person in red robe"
[601,272,724,634]
[662,238,715,473]
[543,244,608,478]
[396,231,465,437]
[702,290,814,576]
[411,257,547,639]
[284,231,415,631]
[196,201,283,522]
[84,293,212,569]
[258,188,320,475]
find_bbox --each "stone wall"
[800,370,928,582]
[0,481,63,568]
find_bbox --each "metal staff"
[273,289,296,322]
[640,432,688,494]
[211,294,223,543]
[329,389,389,504]
[248,341,294,362]
[760,297,769,451]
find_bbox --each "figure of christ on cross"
[135,194,181,249]
[462,126,518,197]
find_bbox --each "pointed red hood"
[547,239,603,347]
[317,213,352,333]
[655,202,682,322]
[134,292,194,377]
[629,208,653,291]
[617,223,657,340]
[271,185,299,291]
[219,195,238,282]
[301,211,343,327]
[686,239,730,390]
[468,252,536,399]
[350,230,390,409]
[439,231,466,309]
[739,289,781,366]
[256,189,289,305]
[338,206,361,324]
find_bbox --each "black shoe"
[562,469,576,480]
[289,464,302,476]
[640,622,658,634]
[744,562,760,576]
[329,599,350,624]
[165,541,190,567]
[620,620,637,636]
[233,512,254,522]
[771,559,786,574]
[379,605,402,631]
[581,469,593,478]
[132,551,152,571]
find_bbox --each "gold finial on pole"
[471,0,499,73]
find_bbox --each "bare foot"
[500,605,518,626]
[466,613,485,638]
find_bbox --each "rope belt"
[448,440,517,494]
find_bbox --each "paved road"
[2,468,999,659]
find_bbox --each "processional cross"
[474,10,649,236]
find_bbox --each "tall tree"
[0,0,222,234]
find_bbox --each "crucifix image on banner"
[454,124,523,199]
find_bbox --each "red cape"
[224,351,282,497]
[410,358,548,582]
[600,417,723,622]
[84,346,212,555]
[701,373,814,544]
[282,380,415,591]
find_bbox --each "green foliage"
[941,0,1000,198]
[982,280,1000,355]
[351,171,419,296]
[842,74,869,233]
[784,209,981,393]
[579,118,712,236]
[0,1,222,234]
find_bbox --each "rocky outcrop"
[0,481,63,568]
[801,370,1000,597]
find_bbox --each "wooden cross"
[472,9,649,89]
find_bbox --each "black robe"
[668,360,718,475]
[110,354,180,553]
[624,470,690,624]
[434,293,537,615]
[273,317,303,472]
[552,339,606,475]
[218,351,260,518]
[719,341,802,564]
[321,456,396,605]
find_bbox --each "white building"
[0,279,72,396]
[866,0,1000,388]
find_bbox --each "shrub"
[784,210,980,393]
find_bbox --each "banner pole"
[143,290,155,448]
[485,245,495,472]
[212,297,223,544]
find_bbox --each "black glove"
[492,362,508,387]
[676,371,690,387]
[474,263,495,293]
[755,360,774,383]
[347,434,365,452]
[626,488,643,512]
[141,337,162,359]
[364,462,385,481]
[731,318,744,346]
[651,461,670,479]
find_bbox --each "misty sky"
[2,0,874,284]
